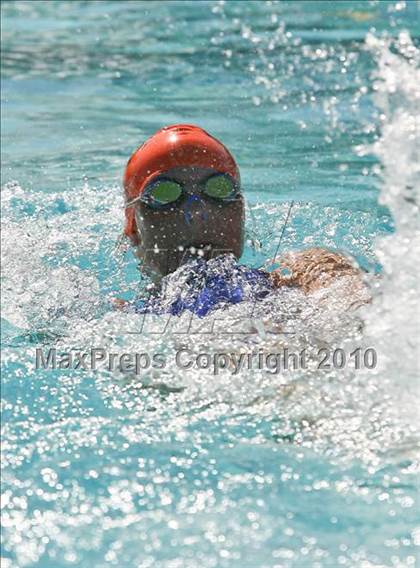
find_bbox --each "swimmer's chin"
[138,243,240,280]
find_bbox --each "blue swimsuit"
[132,255,273,318]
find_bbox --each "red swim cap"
[123,124,240,239]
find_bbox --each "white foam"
[362,33,420,394]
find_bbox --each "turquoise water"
[1,1,420,567]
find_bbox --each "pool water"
[1,1,420,567]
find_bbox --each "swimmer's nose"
[183,194,208,225]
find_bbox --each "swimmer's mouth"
[177,243,233,263]
[178,243,213,260]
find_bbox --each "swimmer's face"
[131,166,245,277]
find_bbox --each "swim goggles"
[125,173,240,209]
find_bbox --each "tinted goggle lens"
[148,180,183,205]
[204,175,236,200]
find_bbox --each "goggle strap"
[124,195,144,209]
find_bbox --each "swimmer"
[122,124,365,317]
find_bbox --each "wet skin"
[130,167,245,278]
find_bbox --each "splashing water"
[362,32,420,386]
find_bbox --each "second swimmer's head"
[123,124,245,278]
